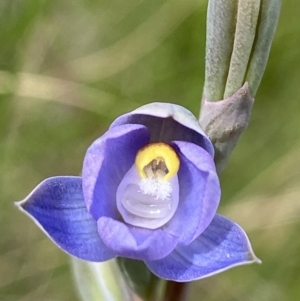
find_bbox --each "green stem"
[162,281,189,301]
[145,274,164,301]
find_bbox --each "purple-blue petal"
[110,102,214,156]
[163,141,220,245]
[145,214,260,281]
[16,177,116,261]
[97,217,179,261]
[82,124,150,220]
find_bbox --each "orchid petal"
[163,141,220,245]
[145,214,260,281]
[111,102,214,156]
[116,163,179,229]
[16,177,116,261]
[97,217,179,261]
[83,124,150,220]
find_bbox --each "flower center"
[135,143,180,181]
[116,143,180,229]
[135,143,179,201]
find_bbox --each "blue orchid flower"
[17,102,259,281]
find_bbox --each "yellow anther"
[135,143,180,181]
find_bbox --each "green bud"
[204,0,281,101]
[201,0,281,171]
[245,0,282,96]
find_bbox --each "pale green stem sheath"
[224,0,261,98]
[200,83,254,173]
[201,0,281,171]
[245,0,282,96]
[204,0,237,101]
[204,0,281,101]
[71,258,135,301]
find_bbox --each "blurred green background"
[1,0,300,300]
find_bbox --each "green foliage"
[117,258,164,301]
[72,258,134,301]
[1,1,300,300]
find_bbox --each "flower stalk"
[163,282,189,301]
